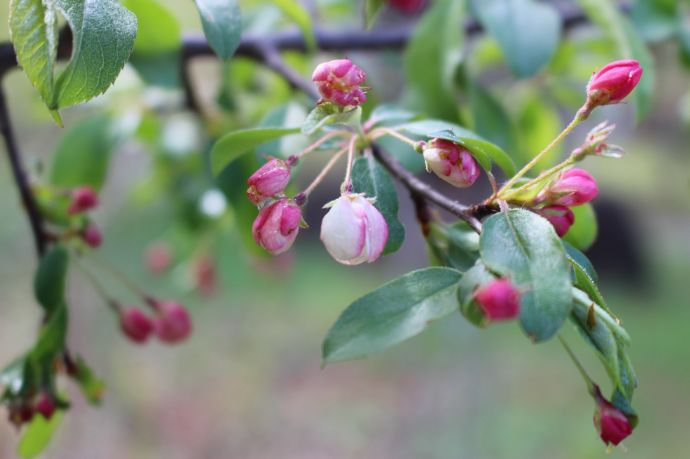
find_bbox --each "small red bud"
[152,301,192,344]
[535,205,575,237]
[387,0,426,14]
[246,158,292,204]
[422,139,480,188]
[145,242,173,275]
[538,168,599,207]
[34,392,56,420]
[68,186,99,215]
[312,59,368,107]
[81,224,103,248]
[473,279,521,322]
[252,198,302,255]
[120,307,155,343]
[593,386,633,446]
[586,59,642,108]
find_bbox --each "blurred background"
[1,0,690,458]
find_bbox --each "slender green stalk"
[369,127,419,147]
[73,257,120,313]
[501,156,577,201]
[341,135,359,192]
[558,334,595,396]
[88,252,148,299]
[302,146,348,196]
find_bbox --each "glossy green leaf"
[426,221,480,271]
[573,288,630,346]
[564,242,597,282]
[322,267,463,363]
[211,127,300,176]
[122,0,180,54]
[563,203,598,251]
[457,261,496,327]
[480,210,572,341]
[50,115,116,191]
[194,0,242,60]
[351,154,405,255]
[575,0,655,121]
[472,0,561,77]
[302,104,361,135]
[53,0,137,109]
[8,0,59,106]
[31,305,68,364]
[404,0,465,119]
[17,411,63,458]
[271,0,316,50]
[364,0,385,29]
[34,246,69,314]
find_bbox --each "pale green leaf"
[194,0,242,60]
[211,127,300,176]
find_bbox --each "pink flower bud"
[587,60,643,107]
[320,193,388,265]
[194,255,217,297]
[144,242,173,275]
[34,392,56,420]
[120,307,154,343]
[152,301,192,343]
[68,186,99,215]
[473,279,521,322]
[311,59,368,107]
[535,205,575,237]
[593,386,633,446]
[246,158,292,204]
[81,224,103,248]
[422,139,480,188]
[538,168,599,207]
[252,198,302,255]
[387,0,426,13]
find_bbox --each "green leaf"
[480,209,572,341]
[404,0,465,119]
[9,0,59,106]
[210,127,300,176]
[17,411,63,459]
[0,356,27,392]
[322,267,463,363]
[194,0,242,60]
[564,242,598,283]
[457,261,496,327]
[467,80,517,152]
[122,0,180,54]
[472,0,561,77]
[351,154,405,255]
[563,203,598,250]
[364,0,386,29]
[271,0,316,50]
[34,246,69,314]
[53,0,137,109]
[573,287,630,346]
[516,93,563,169]
[70,356,105,405]
[31,305,68,364]
[426,221,480,271]
[367,105,418,128]
[50,115,116,191]
[575,0,655,121]
[301,104,361,135]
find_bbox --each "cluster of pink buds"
[119,299,192,345]
[473,278,521,323]
[7,391,58,427]
[533,168,599,237]
[312,59,368,107]
[592,386,634,446]
[422,139,480,188]
[585,60,643,113]
[64,185,104,248]
[387,0,426,14]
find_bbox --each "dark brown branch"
[371,144,482,233]
[0,85,47,256]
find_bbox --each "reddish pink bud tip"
[194,255,217,297]
[587,59,642,107]
[387,0,426,13]
[81,224,103,248]
[311,59,368,107]
[320,193,388,265]
[152,301,192,344]
[474,279,521,322]
[144,242,173,275]
[422,139,480,188]
[34,393,56,420]
[538,168,599,207]
[120,307,155,343]
[535,205,575,237]
[252,198,302,255]
[246,158,292,204]
[68,186,99,215]
[593,387,634,446]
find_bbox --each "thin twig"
[0,84,47,256]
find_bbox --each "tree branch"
[0,85,47,256]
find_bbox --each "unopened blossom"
[535,205,575,237]
[34,392,56,420]
[145,242,173,275]
[387,0,426,13]
[312,59,368,107]
[81,224,103,248]
[252,198,302,255]
[593,386,634,446]
[320,193,388,265]
[586,60,643,108]
[152,301,192,343]
[120,307,155,344]
[422,139,480,188]
[473,279,521,322]
[68,186,99,215]
[194,255,217,297]
[246,158,292,204]
[538,168,599,207]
